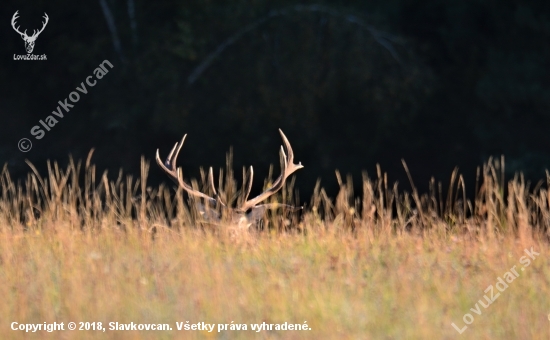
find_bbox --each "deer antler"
[155,134,221,205]
[156,129,303,216]
[11,11,25,36]
[237,129,303,212]
[11,11,49,38]
[32,13,49,38]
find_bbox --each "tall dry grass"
[0,154,549,339]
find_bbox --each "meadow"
[0,154,549,339]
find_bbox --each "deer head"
[156,129,304,228]
[12,11,49,54]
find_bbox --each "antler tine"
[278,128,303,176]
[31,13,49,38]
[35,13,49,36]
[207,167,227,206]
[11,11,25,36]
[208,167,217,196]
[241,166,254,204]
[268,130,302,188]
[237,129,303,213]
[156,135,216,203]
[155,134,186,176]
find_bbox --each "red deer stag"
[156,129,303,228]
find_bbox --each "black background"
[2,0,549,201]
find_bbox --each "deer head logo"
[11,11,49,54]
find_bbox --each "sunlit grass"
[0,155,549,339]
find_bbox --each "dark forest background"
[1,0,549,201]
